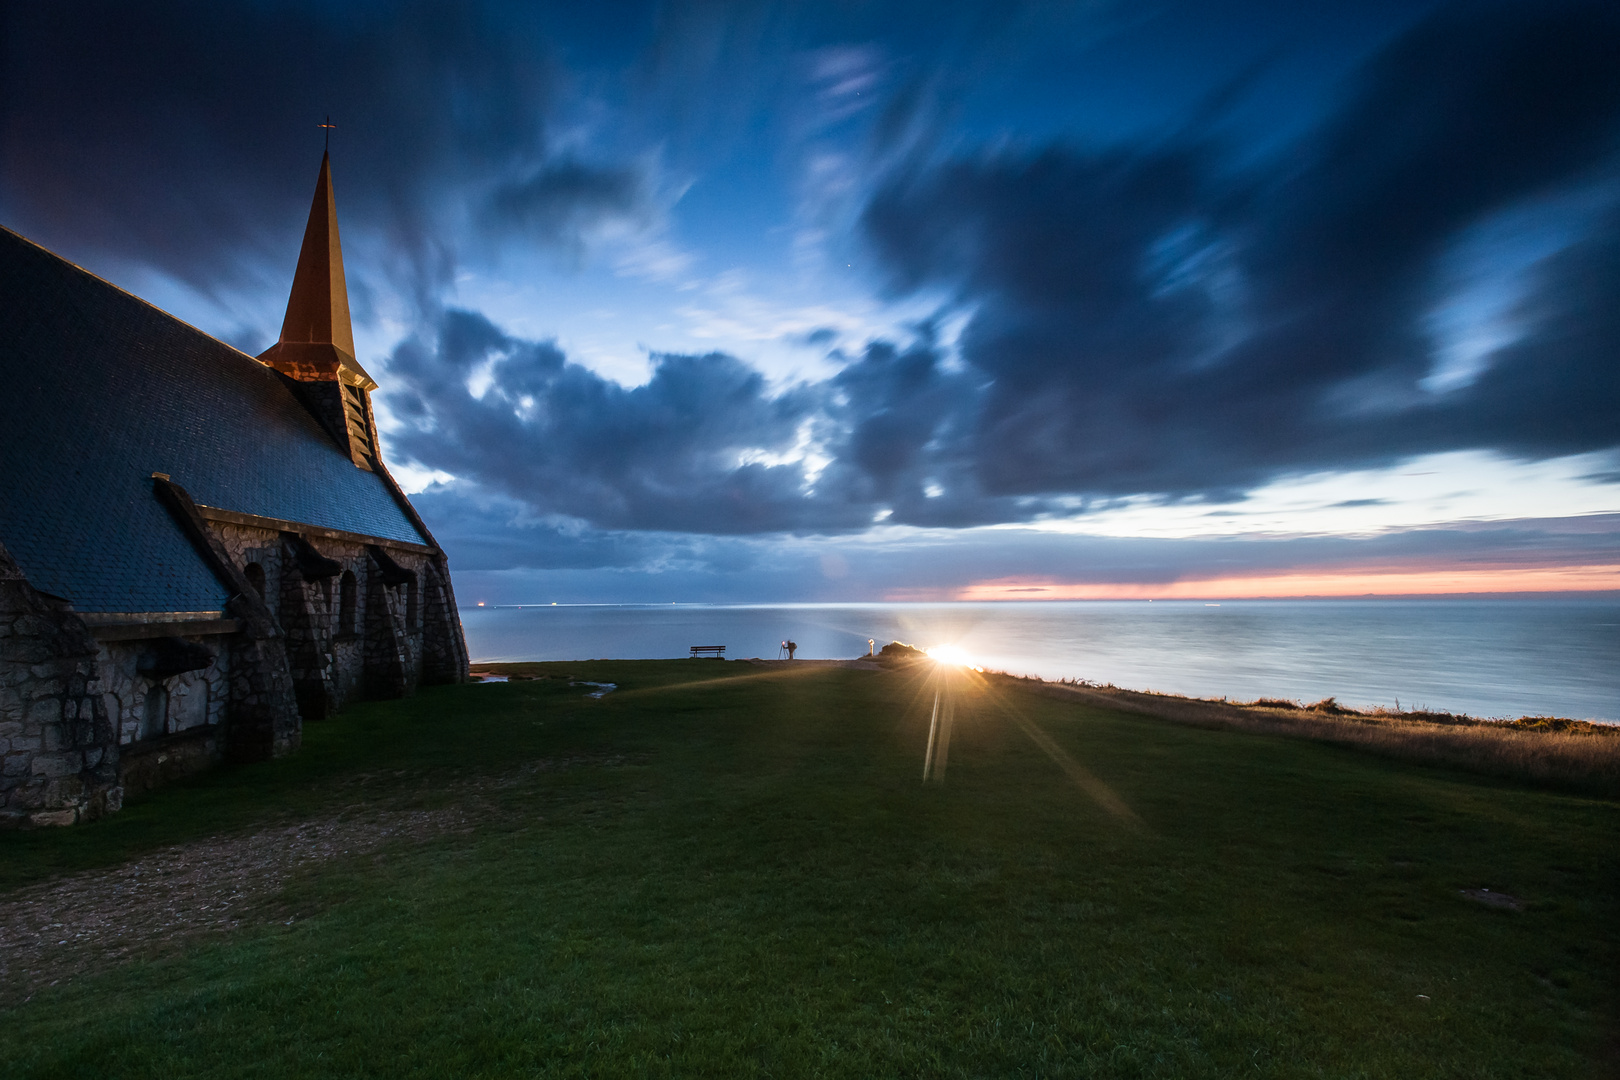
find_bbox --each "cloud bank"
[363,2,1620,545]
[4,0,1618,597]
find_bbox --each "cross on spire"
[318,116,336,152]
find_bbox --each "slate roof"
[0,226,429,613]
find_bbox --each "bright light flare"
[925,644,981,670]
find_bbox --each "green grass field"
[2,660,1615,1078]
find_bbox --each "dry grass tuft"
[1020,678,1620,797]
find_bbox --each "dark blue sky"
[3,0,1617,601]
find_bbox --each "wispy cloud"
[8,0,1620,598]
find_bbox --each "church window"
[244,562,266,600]
[339,570,358,636]
[142,685,168,740]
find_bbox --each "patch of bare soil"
[0,808,471,1005]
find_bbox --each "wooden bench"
[689,645,726,659]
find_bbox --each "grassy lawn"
[1,659,1615,1078]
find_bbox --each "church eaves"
[257,152,381,470]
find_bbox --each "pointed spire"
[258,151,375,391]
[259,149,380,470]
[278,151,358,359]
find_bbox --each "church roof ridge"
[0,222,267,367]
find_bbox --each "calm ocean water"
[461,599,1620,722]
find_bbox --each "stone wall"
[98,639,229,746]
[277,534,339,723]
[421,561,469,685]
[150,481,301,766]
[2,507,466,825]
[0,543,120,826]
[97,635,231,798]
[211,522,285,610]
[208,519,448,715]
[222,633,300,762]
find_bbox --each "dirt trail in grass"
[0,751,649,1006]
[0,808,472,1004]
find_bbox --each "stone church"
[0,153,469,826]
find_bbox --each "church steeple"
[278,151,359,361]
[259,151,380,470]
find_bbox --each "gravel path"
[0,752,649,1005]
[0,808,470,1004]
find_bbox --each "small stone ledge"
[119,728,220,799]
[88,619,241,641]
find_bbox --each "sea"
[461,599,1620,723]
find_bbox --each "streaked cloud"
[6,0,1619,598]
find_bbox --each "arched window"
[244,562,266,601]
[338,570,358,636]
[406,578,420,630]
[142,685,168,740]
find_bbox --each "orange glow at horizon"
[893,563,1620,602]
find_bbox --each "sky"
[3,0,1618,604]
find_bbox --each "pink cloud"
[893,563,1620,601]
